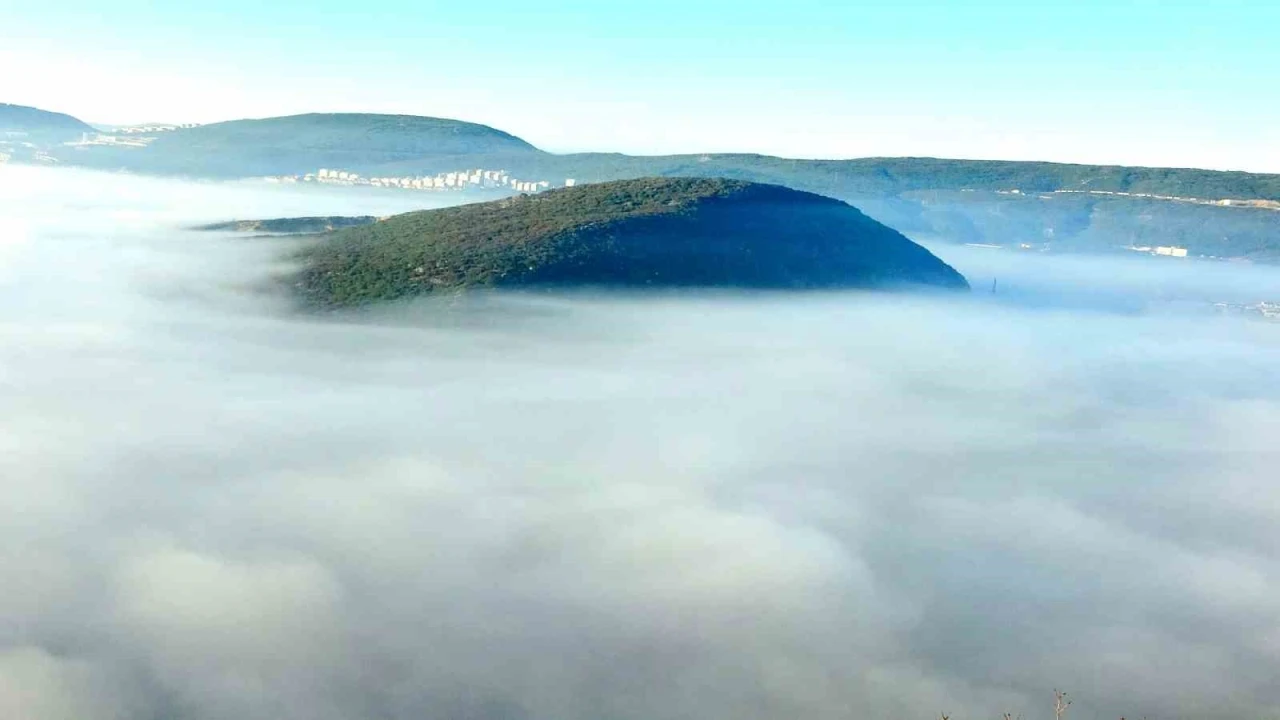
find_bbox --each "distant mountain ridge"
[0,103,93,136]
[11,102,1280,262]
[33,106,1278,201]
[62,112,539,177]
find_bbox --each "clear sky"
[2,0,1278,171]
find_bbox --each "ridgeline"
[13,104,1280,261]
[62,113,539,177]
[0,103,94,140]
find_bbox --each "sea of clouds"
[1,165,1278,720]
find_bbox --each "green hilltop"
[481,154,1280,261]
[293,177,969,307]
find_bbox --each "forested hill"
[62,113,541,177]
[38,108,1280,202]
[23,106,1280,261]
[459,154,1280,261]
[293,177,969,307]
[0,103,93,137]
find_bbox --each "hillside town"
[0,140,55,164]
[991,188,1280,212]
[262,168,577,194]
[1126,245,1190,258]
[1052,188,1280,212]
[62,124,203,149]
[115,123,201,134]
[1213,300,1280,321]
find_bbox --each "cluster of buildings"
[67,133,155,148]
[62,124,202,149]
[263,168,577,195]
[1127,245,1190,258]
[1056,189,1280,212]
[115,123,199,134]
[990,188,1280,213]
[1213,301,1280,321]
[0,137,34,164]
[2,141,59,164]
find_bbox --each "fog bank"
[2,166,1279,720]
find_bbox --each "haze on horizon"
[3,0,1279,172]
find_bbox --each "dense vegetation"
[195,216,377,234]
[348,151,1280,263]
[294,178,968,307]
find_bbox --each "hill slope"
[44,109,1280,201]
[196,216,377,234]
[461,153,1280,203]
[25,106,1278,261]
[0,103,93,137]
[68,113,541,176]
[455,154,1280,261]
[294,177,968,307]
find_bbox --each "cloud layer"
[2,166,1278,720]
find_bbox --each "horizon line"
[9,101,1279,177]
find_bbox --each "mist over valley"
[2,166,1278,719]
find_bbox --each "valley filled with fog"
[2,166,1278,720]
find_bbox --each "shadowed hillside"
[292,177,969,307]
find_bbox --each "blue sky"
[2,0,1277,170]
